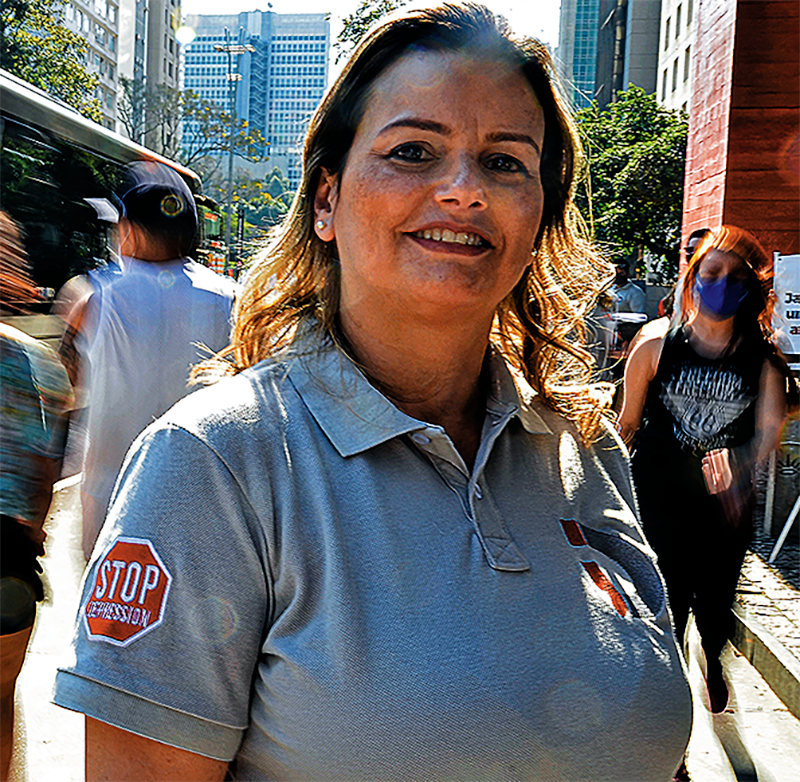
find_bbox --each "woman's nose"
[434,156,488,211]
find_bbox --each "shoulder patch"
[83,537,172,646]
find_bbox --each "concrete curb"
[732,604,800,719]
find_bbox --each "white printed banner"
[774,253,800,362]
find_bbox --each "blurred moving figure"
[58,162,238,559]
[619,226,798,715]
[659,228,712,321]
[0,212,72,781]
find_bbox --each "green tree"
[334,0,408,61]
[236,167,294,233]
[0,0,28,71]
[179,90,267,169]
[118,80,268,169]
[575,86,688,282]
[1,0,102,121]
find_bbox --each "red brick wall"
[725,0,800,255]
[682,0,737,245]
[682,0,800,264]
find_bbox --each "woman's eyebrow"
[378,118,449,136]
[486,131,541,154]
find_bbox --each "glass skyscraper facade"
[558,0,601,109]
[182,11,329,190]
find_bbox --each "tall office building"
[559,0,661,109]
[117,0,181,142]
[621,1,661,96]
[62,0,121,128]
[657,0,697,112]
[182,11,330,190]
[557,0,601,109]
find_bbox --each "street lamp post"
[215,29,254,274]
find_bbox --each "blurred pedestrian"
[661,228,712,322]
[610,259,648,349]
[619,226,798,715]
[59,162,238,558]
[1,211,72,781]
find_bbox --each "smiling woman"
[54,5,693,781]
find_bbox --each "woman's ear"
[313,168,338,242]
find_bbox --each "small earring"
[315,219,325,231]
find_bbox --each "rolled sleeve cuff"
[53,670,244,761]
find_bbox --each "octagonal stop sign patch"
[83,537,172,646]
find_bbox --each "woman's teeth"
[414,228,485,246]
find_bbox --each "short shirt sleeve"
[54,421,270,760]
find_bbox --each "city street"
[7,477,800,781]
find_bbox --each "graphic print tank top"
[638,326,765,455]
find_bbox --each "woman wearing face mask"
[619,225,797,718]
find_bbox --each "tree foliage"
[575,86,688,282]
[235,166,294,231]
[117,79,268,170]
[1,0,102,121]
[335,0,408,61]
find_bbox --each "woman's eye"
[484,154,527,174]
[387,143,433,162]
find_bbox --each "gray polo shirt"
[55,331,691,781]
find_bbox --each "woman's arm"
[702,358,788,498]
[617,319,669,445]
[752,358,788,463]
[86,718,229,782]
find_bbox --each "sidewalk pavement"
[733,551,800,719]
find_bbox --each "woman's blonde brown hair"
[680,225,774,336]
[202,2,614,441]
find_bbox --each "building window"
[672,59,678,92]
[688,0,693,24]
[676,5,682,36]
[664,18,670,49]
[109,35,115,52]
[662,69,668,100]
[65,3,75,22]
[109,5,116,24]
[684,46,691,81]
[169,62,173,77]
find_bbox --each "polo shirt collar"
[287,329,551,458]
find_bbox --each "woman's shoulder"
[155,356,300,447]
[632,316,672,351]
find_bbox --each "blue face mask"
[694,275,750,319]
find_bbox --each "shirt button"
[411,432,431,445]
[474,484,483,499]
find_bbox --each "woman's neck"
[339,306,493,471]
[686,310,738,356]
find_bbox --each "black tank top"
[637,325,766,455]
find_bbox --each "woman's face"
[314,49,546,330]
[696,249,750,284]
[694,249,753,321]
